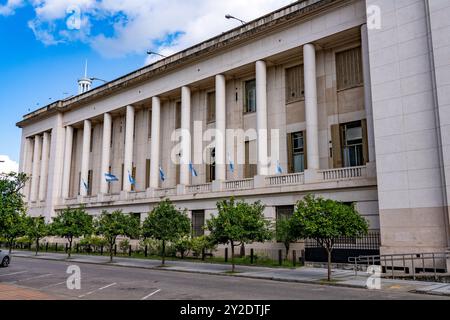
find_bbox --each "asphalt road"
[0,257,448,300]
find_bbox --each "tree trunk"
[35,239,39,256]
[162,240,166,266]
[109,241,114,262]
[285,243,290,261]
[68,238,72,258]
[327,248,332,281]
[231,241,235,273]
[8,240,13,254]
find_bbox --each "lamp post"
[225,14,246,25]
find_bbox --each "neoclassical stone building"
[16,0,450,257]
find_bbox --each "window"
[336,47,363,90]
[276,205,294,221]
[285,65,304,103]
[207,91,216,123]
[87,169,93,196]
[131,165,136,192]
[244,141,257,178]
[192,210,205,237]
[110,123,113,148]
[287,132,305,173]
[148,110,152,139]
[244,79,256,113]
[206,148,215,183]
[121,163,124,190]
[176,164,180,185]
[176,101,181,129]
[341,121,364,167]
[145,159,150,189]
[90,128,94,152]
[108,166,112,194]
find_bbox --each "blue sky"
[0,0,292,163]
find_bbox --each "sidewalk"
[11,250,450,297]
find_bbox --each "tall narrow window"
[276,205,294,221]
[145,159,150,189]
[207,91,216,123]
[90,128,94,152]
[192,210,205,237]
[244,79,256,113]
[175,101,181,129]
[121,163,124,190]
[131,165,136,192]
[110,123,114,148]
[176,164,180,185]
[108,166,112,194]
[336,47,363,90]
[206,147,215,183]
[244,141,257,178]
[285,65,304,104]
[341,121,364,167]
[287,132,305,173]
[87,169,93,196]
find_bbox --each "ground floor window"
[192,210,205,237]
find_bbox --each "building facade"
[16,0,450,256]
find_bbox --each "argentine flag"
[189,162,198,177]
[159,167,166,182]
[105,173,118,183]
[228,152,234,173]
[276,161,283,174]
[128,171,136,185]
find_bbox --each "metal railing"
[186,183,212,194]
[223,178,254,191]
[266,172,305,186]
[349,251,450,280]
[320,166,366,181]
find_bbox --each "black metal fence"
[304,231,381,263]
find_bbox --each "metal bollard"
[114,244,117,256]
[202,248,205,261]
[145,245,148,257]
[224,247,228,262]
[100,245,103,255]
[55,243,58,252]
[129,245,132,257]
[45,242,49,252]
[250,249,254,264]
[278,249,282,266]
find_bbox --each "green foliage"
[24,216,48,255]
[207,198,272,271]
[50,206,93,257]
[292,194,369,280]
[119,239,130,254]
[174,236,191,258]
[190,235,216,257]
[95,210,141,262]
[142,199,191,265]
[0,173,28,252]
[275,216,303,259]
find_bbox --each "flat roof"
[17,0,345,127]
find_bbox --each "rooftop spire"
[78,59,92,94]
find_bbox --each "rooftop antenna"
[78,59,93,94]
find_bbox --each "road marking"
[141,289,161,300]
[78,282,116,298]
[13,273,53,283]
[0,271,28,277]
[40,281,66,289]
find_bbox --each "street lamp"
[147,51,167,58]
[225,14,246,25]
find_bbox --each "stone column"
[150,97,161,189]
[180,86,191,186]
[123,105,135,192]
[38,131,50,201]
[256,60,269,176]
[62,126,73,199]
[215,74,226,181]
[361,24,376,163]
[304,44,320,170]
[80,120,91,197]
[30,135,42,202]
[100,113,112,194]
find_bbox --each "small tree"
[24,216,48,256]
[207,198,272,272]
[0,172,28,251]
[50,207,93,258]
[3,212,27,253]
[293,195,369,281]
[275,216,303,260]
[95,210,140,262]
[142,199,191,266]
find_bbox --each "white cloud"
[0,155,19,174]
[24,0,294,61]
[0,0,24,16]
